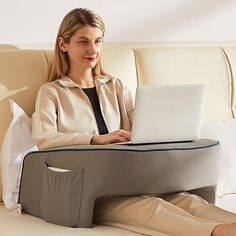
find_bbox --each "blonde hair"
[48,8,109,82]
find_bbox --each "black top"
[82,87,109,135]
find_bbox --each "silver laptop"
[126,84,205,144]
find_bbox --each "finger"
[123,132,131,140]
[115,133,130,141]
[116,130,131,138]
[110,136,130,144]
[108,134,129,143]
[117,134,131,141]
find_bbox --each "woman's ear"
[58,37,68,52]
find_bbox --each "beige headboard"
[1,42,236,201]
[0,44,19,50]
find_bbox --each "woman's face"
[60,25,104,71]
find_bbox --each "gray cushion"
[19,139,220,228]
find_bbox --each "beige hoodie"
[32,76,134,149]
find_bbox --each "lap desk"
[19,139,220,228]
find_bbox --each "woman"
[32,8,236,236]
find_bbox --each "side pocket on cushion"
[40,162,84,227]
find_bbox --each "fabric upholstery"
[134,47,233,121]
[0,44,19,50]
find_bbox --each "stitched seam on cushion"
[26,140,220,155]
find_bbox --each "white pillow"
[201,119,236,196]
[0,100,38,212]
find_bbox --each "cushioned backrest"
[101,43,138,99]
[0,44,19,50]
[0,50,52,144]
[134,47,233,122]
[0,50,53,201]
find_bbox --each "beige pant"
[94,192,236,236]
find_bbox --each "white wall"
[0,0,236,44]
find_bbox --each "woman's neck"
[68,68,95,88]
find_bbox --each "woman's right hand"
[90,129,131,145]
